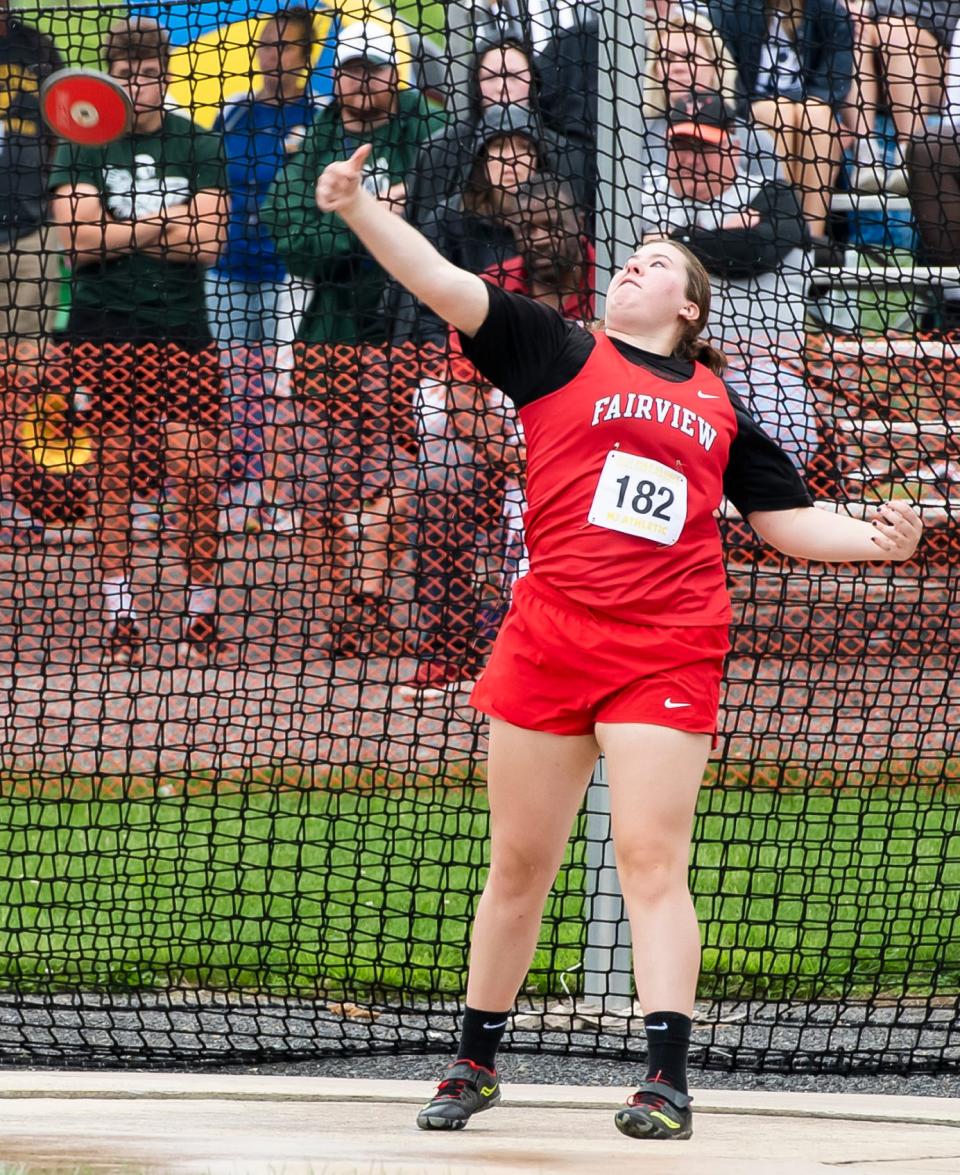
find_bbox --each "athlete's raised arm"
[315,143,490,338]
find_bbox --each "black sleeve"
[723,384,814,516]
[457,283,594,407]
[670,181,803,278]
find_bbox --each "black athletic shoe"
[105,616,144,667]
[614,1080,693,1140]
[416,1059,501,1130]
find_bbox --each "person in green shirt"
[48,16,229,667]
[261,21,447,344]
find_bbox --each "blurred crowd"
[0,0,955,683]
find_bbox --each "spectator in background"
[406,36,588,231]
[644,4,755,164]
[49,16,229,665]
[490,177,595,319]
[397,177,596,700]
[472,0,586,53]
[208,6,319,536]
[262,21,445,344]
[388,104,556,343]
[394,371,525,700]
[907,18,960,288]
[536,5,598,218]
[0,0,63,353]
[634,91,816,465]
[708,0,853,255]
[846,2,958,192]
[906,126,960,268]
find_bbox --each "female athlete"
[316,143,923,1142]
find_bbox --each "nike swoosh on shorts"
[664,699,691,709]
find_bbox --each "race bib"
[588,450,687,546]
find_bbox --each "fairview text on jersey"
[590,393,719,451]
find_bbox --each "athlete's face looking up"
[605,243,700,345]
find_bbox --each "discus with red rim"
[40,68,134,146]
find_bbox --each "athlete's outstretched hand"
[315,143,373,214]
[869,498,923,560]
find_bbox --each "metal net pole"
[581,0,651,1017]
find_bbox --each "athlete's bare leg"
[465,718,598,1011]
[596,722,710,1016]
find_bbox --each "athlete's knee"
[614,839,689,899]
[485,846,558,906]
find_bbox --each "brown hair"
[463,134,542,219]
[104,16,171,71]
[266,6,316,54]
[647,237,728,375]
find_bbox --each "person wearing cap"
[641,3,778,175]
[634,89,816,465]
[261,19,446,344]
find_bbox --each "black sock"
[643,1010,691,1095]
[456,1005,510,1072]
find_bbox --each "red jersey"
[519,331,737,624]
[459,285,812,627]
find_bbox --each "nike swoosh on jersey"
[664,698,692,709]
[697,391,720,399]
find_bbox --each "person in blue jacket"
[207,5,319,534]
[708,0,853,254]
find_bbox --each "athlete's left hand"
[869,499,923,560]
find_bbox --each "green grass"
[0,779,957,1002]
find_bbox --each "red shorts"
[470,574,730,737]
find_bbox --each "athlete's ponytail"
[644,237,729,376]
[678,335,728,377]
